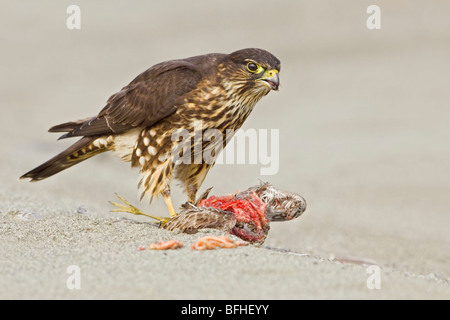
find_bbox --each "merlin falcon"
[20,48,281,221]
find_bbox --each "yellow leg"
[162,192,177,218]
[110,193,169,224]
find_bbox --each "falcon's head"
[219,48,281,104]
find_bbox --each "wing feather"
[163,205,237,234]
[56,60,203,139]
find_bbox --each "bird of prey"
[20,48,281,221]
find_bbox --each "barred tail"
[20,136,109,182]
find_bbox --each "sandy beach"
[1,0,449,299]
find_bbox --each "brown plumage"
[20,48,281,217]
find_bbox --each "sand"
[1,0,449,299]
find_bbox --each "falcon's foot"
[110,193,170,224]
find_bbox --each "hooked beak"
[258,69,280,91]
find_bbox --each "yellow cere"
[263,69,278,78]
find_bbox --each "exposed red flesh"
[198,191,269,243]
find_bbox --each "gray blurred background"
[1,0,449,281]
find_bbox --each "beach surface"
[1,0,449,299]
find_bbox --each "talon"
[110,193,170,224]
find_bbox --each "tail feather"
[48,117,93,133]
[20,136,108,182]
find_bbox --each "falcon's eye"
[246,62,263,74]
